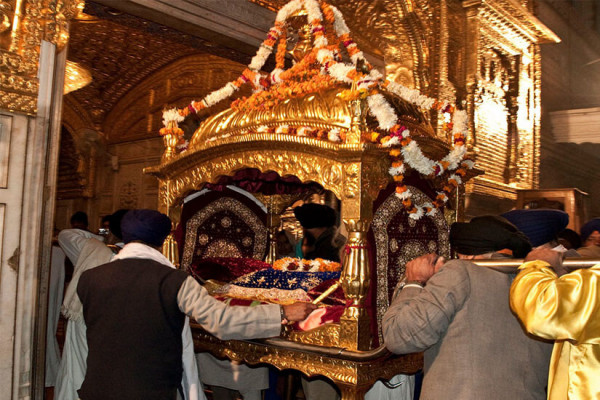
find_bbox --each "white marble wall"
[0,41,64,399]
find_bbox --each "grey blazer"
[383,259,552,400]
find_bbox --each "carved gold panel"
[192,326,423,397]
[0,0,83,115]
[146,138,391,219]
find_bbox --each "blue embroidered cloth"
[232,269,341,291]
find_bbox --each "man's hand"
[524,248,567,276]
[282,302,317,322]
[406,254,445,284]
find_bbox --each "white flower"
[409,207,425,220]
[327,63,354,83]
[303,0,323,24]
[425,204,438,217]
[401,140,436,175]
[367,93,397,130]
[162,109,185,126]
[436,192,448,203]
[433,162,445,175]
[204,83,237,108]
[328,128,342,142]
[257,125,269,133]
[382,136,400,148]
[249,45,272,71]
[386,81,436,109]
[314,35,328,49]
[351,51,365,65]
[275,125,289,134]
[442,145,467,170]
[388,164,405,176]
[369,68,384,81]
[276,0,303,22]
[453,110,469,134]
[297,127,311,136]
[395,188,412,200]
[330,5,350,35]
[270,68,284,84]
[449,174,462,184]
[317,48,334,64]
[462,159,475,169]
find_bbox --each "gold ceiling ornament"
[0,0,84,115]
[0,2,12,33]
[63,60,92,94]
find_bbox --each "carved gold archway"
[146,137,391,222]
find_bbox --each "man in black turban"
[76,209,315,400]
[383,215,551,400]
[450,215,532,258]
[294,203,345,262]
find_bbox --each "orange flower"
[389,149,401,157]
[393,175,405,182]
[400,137,412,146]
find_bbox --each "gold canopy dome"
[188,84,439,152]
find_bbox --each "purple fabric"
[189,257,271,282]
[205,168,324,195]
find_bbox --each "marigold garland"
[161,0,475,220]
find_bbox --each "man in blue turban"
[501,209,571,252]
[76,209,315,400]
[578,217,600,258]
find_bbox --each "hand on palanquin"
[406,254,446,285]
[524,248,567,277]
[282,302,317,322]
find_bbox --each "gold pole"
[339,219,371,350]
[471,258,600,272]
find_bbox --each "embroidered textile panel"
[181,195,268,271]
[371,185,450,342]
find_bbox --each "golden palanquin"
[144,81,469,397]
[143,1,483,397]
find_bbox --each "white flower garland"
[162,109,185,126]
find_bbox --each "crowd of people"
[44,205,600,400]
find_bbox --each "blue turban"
[501,209,569,247]
[581,218,600,242]
[121,209,172,247]
[108,209,129,240]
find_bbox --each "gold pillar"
[346,81,366,145]
[339,218,371,351]
[162,129,180,163]
[264,213,281,264]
